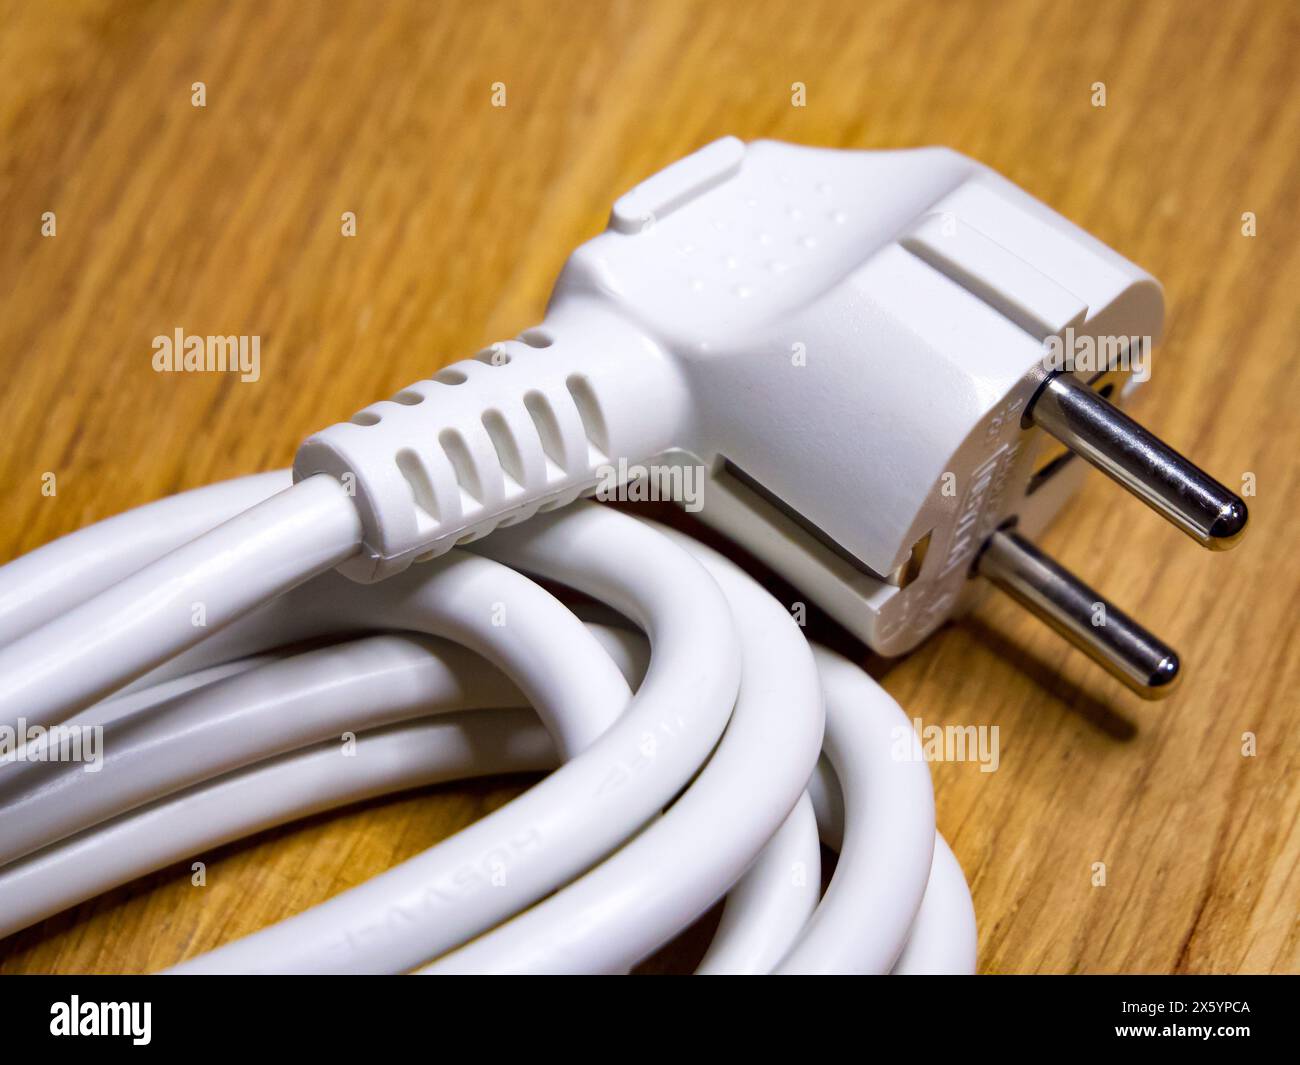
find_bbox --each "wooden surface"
[1,0,1297,974]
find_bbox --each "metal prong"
[977,529,1181,699]
[1028,373,1248,550]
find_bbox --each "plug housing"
[297,138,1199,665]
[547,138,1163,655]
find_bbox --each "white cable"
[423,523,824,973]
[775,644,937,974]
[0,619,649,870]
[164,503,741,973]
[0,467,975,974]
[0,474,361,734]
[693,794,821,975]
[0,710,555,939]
[0,634,535,866]
[98,654,289,720]
[890,834,978,975]
[0,622,649,941]
[0,470,292,645]
[0,483,974,974]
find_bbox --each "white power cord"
[3,136,1240,973]
[0,472,972,974]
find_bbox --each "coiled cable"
[0,473,975,974]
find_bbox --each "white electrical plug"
[296,137,1245,695]
[0,137,1253,974]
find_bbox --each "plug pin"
[977,528,1180,699]
[1028,373,1247,550]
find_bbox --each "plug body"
[546,138,1163,655]
[298,138,1221,672]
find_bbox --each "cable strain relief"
[293,302,686,581]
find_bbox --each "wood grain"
[0,0,1296,974]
